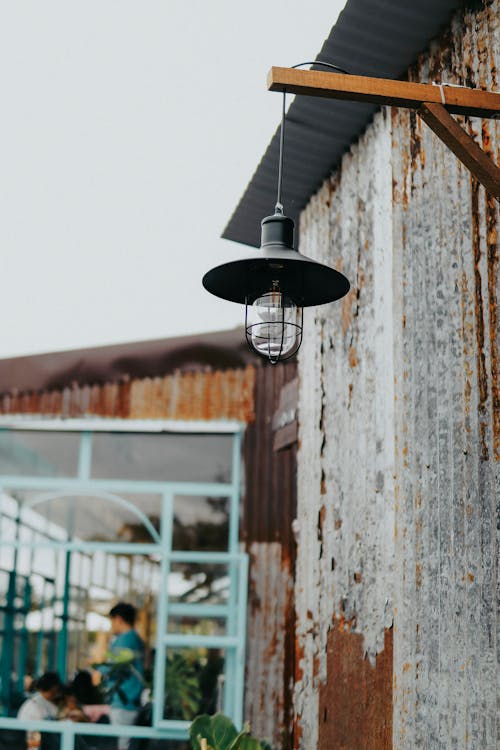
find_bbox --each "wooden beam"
[418,102,500,198]
[267,67,500,119]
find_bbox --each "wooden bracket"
[267,67,500,198]
[418,102,500,197]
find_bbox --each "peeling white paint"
[294,2,499,748]
[295,108,395,748]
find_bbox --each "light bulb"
[245,290,302,363]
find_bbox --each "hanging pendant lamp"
[202,62,351,364]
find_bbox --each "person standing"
[95,603,145,749]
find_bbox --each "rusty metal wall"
[295,1,499,748]
[0,366,256,422]
[296,107,395,750]
[242,362,298,750]
[391,2,499,748]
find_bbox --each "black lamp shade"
[203,212,350,306]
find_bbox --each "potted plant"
[189,713,275,750]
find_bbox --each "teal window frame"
[0,420,248,743]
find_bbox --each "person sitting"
[71,672,103,707]
[17,673,62,723]
[17,673,63,750]
[57,687,88,723]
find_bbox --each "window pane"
[15,492,161,543]
[173,496,229,551]
[91,433,233,483]
[163,647,226,720]
[168,563,229,605]
[0,549,159,715]
[167,616,227,636]
[0,431,80,477]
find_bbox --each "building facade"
[296,2,499,748]
[0,333,298,749]
[226,0,499,747]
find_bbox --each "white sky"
[0,1,346,359]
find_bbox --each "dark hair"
[71,671,103,705]
[36,672,62,692]
[109,602,137,626]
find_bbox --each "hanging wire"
[275,90,286,213]
[275,60,352,213]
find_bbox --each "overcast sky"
[0,1,346,359]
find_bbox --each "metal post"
[0,505,21,715]
[17,577,32,694]
[152,492,173,726]
[224,430,243,721]
[57,548,71,679]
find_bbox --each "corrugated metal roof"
[223,0,466,248]
[0,328,255,395]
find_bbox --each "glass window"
[167,616,227,636]
[0,427,245,735]
[168,563,229,605]
[16,492,161,543]
[173,495,229,551]
[163,647,226,721]
[91,432,233,483]
[0,430,80,477]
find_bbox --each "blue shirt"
[103,630,145,710]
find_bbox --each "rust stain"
[293,717,303,750]
[341,292,356,336]
[415,563,423,589]
[471,179,490,461]
[245,544,296,750]
[318,506,326,540]
[348,346,359,368]
[318,622,393,750]
[409,110,424,194]
[485,195,500,459]
[294,637,304,686]
[293,638,305,750]
[313,654,321,679]
[0,366,257,423]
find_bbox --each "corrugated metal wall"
[295,1,499,748]
[296,110,395,750]
[0,366,256,422]
[242,362,298,750]
[391,2,499,747]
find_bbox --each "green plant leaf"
[238,739,264,750]
[210,714,240,749]
[227,723,251,750]
[189,714,274,750]
[189,714,251,750]
[189,714,213,750]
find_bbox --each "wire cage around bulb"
[245,290,303,364]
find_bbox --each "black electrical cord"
[291,61,350,74]
[275,60,352,213]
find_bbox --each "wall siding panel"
[296,108,395,748]
[296,1,499,748]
